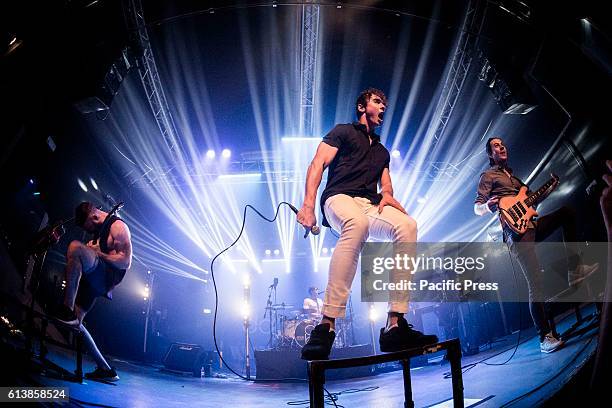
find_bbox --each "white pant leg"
[322,195,370,318]
[364,202,418,314]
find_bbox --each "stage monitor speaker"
[162,343,220,377]
[162,343,203,376]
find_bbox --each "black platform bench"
[307,338,464,408]
[26,308,85,383]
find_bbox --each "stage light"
[281,136,320,142]
[90,177,99,190]
[142,285,150,300]
[77,178,88,192]
[206,149,216,159]
[242,274,251,289]
[221,149,231,159]
[203,308,212,314]
[369,304,378,322]
[46,136,56,152]
[417,197,427,204]
[33,192,41,196]
[391,149,401,158]
[265,249,271,256]
[241,301,250,320]
[217,173,261,180]
[5,35,22,56]
[273,249,280,256]
[29,178,35,185]
[322,247,328,254]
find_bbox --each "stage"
[11,305,598,407]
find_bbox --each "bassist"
[474,137,598,353]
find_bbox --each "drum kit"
[264,303,351,349]
[262,279,354,349]
[264,303,313,348]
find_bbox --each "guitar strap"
[92,203,123,246]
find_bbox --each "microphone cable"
[443,232,524,379]
[209,202,320,383]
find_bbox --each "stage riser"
[255,344,375,380]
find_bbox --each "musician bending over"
[474,137,598,353]
[54,202,132,381]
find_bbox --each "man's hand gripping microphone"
[288,203,320,238]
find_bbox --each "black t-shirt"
[320,122,390,227]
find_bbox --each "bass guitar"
[498,174,559,234]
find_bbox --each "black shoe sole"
[379,336,439,353]
[301,350,331,361]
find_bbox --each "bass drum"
[294,319,316,348]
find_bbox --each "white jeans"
[322,194,417,318]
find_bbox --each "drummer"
[303,286,323,317]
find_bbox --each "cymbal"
[265,303,294,310]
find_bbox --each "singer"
[296,88,438,360]
[54,201,132,381]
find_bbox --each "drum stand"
[264,284,281,349]
[335,294,355,348]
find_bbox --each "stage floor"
[26,306,598,407]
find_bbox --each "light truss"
[125,0,182,154]
[299,2,320,136]
[431,0,486,144]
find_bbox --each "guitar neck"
[524,176,558,208]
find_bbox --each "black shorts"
[75,259,123,312]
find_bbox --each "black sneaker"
[85,366,119,382]
[54,304,79,326]
[300,323,336,360]
[379,316,438,352]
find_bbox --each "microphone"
[287,203,321,238]
[269,277,278,289]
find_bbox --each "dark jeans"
[505,206,577,339]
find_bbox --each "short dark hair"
[75,202,94,227]
[355,88,387,119]
[486,137,503,166]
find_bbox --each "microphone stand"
[265,287,273,348]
